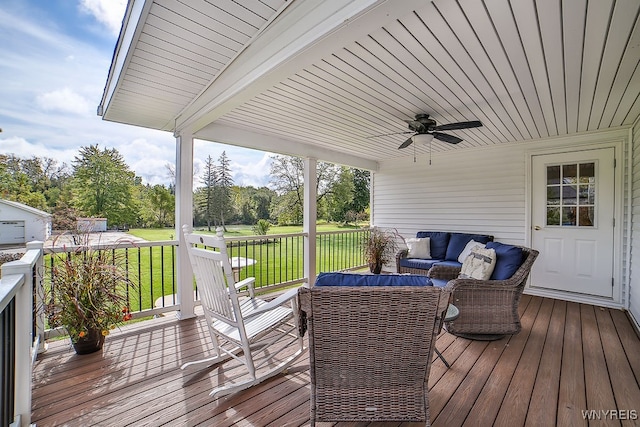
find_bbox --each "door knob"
[534,225,541,230]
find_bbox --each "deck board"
[31,295,640,426]
[557,301,587,427]
[526,299,565,426]
[494,297,554,426]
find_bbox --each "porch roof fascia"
[97,0,151,119]
[195,123,379,172]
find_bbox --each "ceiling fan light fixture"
[414,133,434,145]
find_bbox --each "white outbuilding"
[0,199,52,245]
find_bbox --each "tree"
[349,168,370,214]
[70,145,139,227]
[268,155,342,224]
[139,184,174,227]
[0,154,49,210]
[325,167,355,223]
[215,151,234,230]
[199,155,217,231]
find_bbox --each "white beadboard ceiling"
[100,0,640,167]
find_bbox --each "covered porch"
[31,294,640,426]
[6,0,640,425]
[96,0,640,322]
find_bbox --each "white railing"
[0,241,44,427]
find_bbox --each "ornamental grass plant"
[45,232,137,343]
[364,228,399,274]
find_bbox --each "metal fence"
[41,228,370,332]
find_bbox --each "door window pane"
[546,162,595,227]
[578,206,594,226]
[547,207,560,225]
[547,165,560,185]
[563,164,577,183]
[562,207,576,226]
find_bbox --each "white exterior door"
[530,148,615,298]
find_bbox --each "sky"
[0,0,273,188]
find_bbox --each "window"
[546,162,595,227]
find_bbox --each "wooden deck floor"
[31,295,640,426]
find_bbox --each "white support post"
[175,130,196,320]
[303,157,317,287]
[33,241,47,355]
[2,241,43,427]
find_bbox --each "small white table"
[229,256,256,281]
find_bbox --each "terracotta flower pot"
[72,329,105,355]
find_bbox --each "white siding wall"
[373,128,630,307]
[629,119,640,327]
[374,145,527,245]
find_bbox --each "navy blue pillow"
[314,272,431,287]
[485,242,524,280]
[445,233,494,261]
[416,231,450,260]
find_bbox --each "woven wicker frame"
[299,285,450,426]
[442,246,539,340]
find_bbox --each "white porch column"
[175,131,196,320]
[304,157,317,286]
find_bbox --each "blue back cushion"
[445,233,494,261]
[314,272,432,287]
[416,231,450,260]
[486,242,524,280]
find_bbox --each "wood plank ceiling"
[100,0,640,164]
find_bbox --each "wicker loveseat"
[299,272,451,426]
[396,231,494,277]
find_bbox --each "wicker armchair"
[299,285,450,426]
[434,246,539,340]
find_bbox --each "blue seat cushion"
[445,233,494,261]
[485,242,524,280]
[315,272,432,287]
[430,278,449,288]
[416,231,450,260]
[432,260,463,269]
[399,257,440,270]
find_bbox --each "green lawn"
[127,222,368,241]
[87,223,370,312]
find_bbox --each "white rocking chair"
[181,225,306,398]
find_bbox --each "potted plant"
[364,228,399,274]
[45,233,136,354]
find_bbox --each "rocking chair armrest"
[234,277,256,297]
[243,288,298,320]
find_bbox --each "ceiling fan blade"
[366,131,414,138]
[432,120,482,131]
[432,132,463,144]
[398,135,416,149]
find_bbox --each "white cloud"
[1,136,78,164]
[36,88,92,116]
[233,153,273,187]
[79,0,127,37]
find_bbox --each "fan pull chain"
[429,140,432,165]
